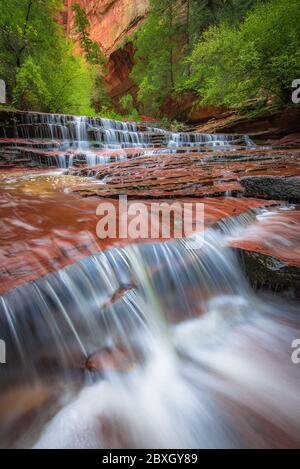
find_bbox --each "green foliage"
[71,3,105,65]
[131,0,258,116]
[160,116,186,132]
[0,1,59,87]
[98,106,139,122]
[71,3,110,113]
[41,44,95,114]
[131,0,185,116]
[120,94,139,119]
[216,0,257,25]
[2,0,297,119]
[98,106,124,120]
[0,0,97,114]
[13,57,50,111]
[186,0,300,107]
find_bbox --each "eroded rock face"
[105,42,137,105]
[64,0,149,53]
[192,106,300,140]
[63,0,149,101]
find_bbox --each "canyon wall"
[63,0,149,105]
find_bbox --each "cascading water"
[166,132,254,148]
[8,112,254,169]
[74,116,89,150]
[1,111,297,449]
[1,216,299,449]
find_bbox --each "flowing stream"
[0,115,299,449]
[0,188,299,448]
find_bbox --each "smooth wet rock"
[228,207,300,296]
[86,345,142,373]
[236,250,300,297]
[240,176,300,202]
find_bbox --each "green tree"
[131,0,184,116]
[12,57,50,111]
[120,94,139,120]
[0,0,59,95]
[72,3,109,113]
[186,0,300,107]
[0,0,96,114]
[131,0,257,115]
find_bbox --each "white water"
[13,113,254,168]
[166,132,251,148]
[1,218,299,449]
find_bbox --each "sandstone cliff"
[63,0,149,104]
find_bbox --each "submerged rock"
[86,344,143,373]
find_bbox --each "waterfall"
[5,112,254,169]
[1,219,299,449]
[166,132,254,148]
[74,116,89,150]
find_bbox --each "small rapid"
[1,112,254,169]
[1,207,299,449]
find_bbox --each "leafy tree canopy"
[0,0,97,114]
[131,0,297,116]
[186,0,300,107]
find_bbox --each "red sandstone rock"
[161,92,228,123]
[228,209,300,268]
[0,169,278,295]
[192,107,300,140]
[70,149,300,199]
[62,0,149,103]
[271,133,300,146]
[227,207,300,295]
[64,0,149,54]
